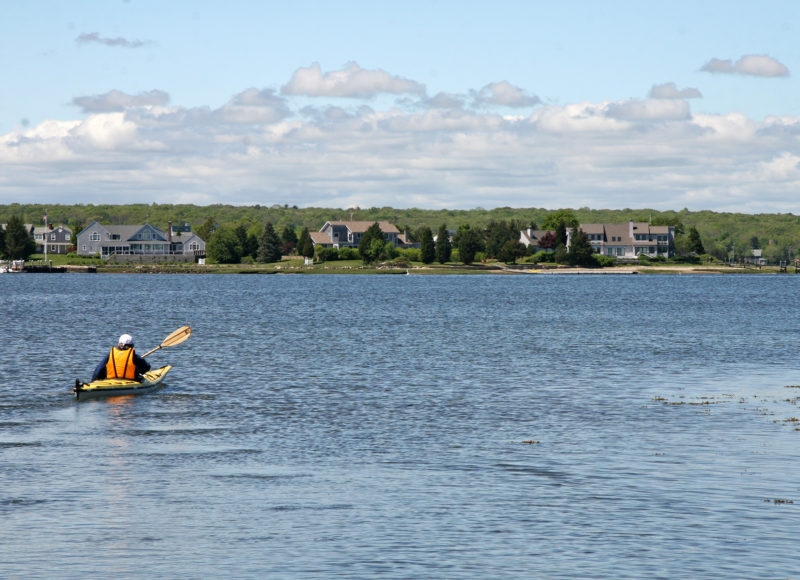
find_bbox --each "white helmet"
[118,334,134,347]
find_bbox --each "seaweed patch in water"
[764,498,794,504]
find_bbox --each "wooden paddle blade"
[161,325,191,348]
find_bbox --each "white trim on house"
[567,220,675,258]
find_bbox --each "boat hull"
[75,365,172,400]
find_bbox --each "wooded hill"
[3,203,800,262]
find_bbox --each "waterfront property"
[313,221,401,248]
[77,221,205,261]
[519,228,556,253]
[29,224,73,254]
[568,220,675,258]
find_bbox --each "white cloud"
[649,82,702,99]
[701,55,789,77]
[282,62,426,98]
[216,88,291,124]
[3,67,800,213]
[471,81,541,108]
[73,90,170,113]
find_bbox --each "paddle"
[141,325,192,358]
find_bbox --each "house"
[567,220,675,258]
[519,228,556,253]
[313,221,401,248]
[28,224,73,254]
[77,221,205,260]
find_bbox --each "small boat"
[74,365,172,400]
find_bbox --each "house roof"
[577,222,673,245]
[310,231,333,244]
[521,229,555,244]
[327,220,400,234]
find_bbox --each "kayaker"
[91,334,151,382]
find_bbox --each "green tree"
[542,209,579,231]
[70,221,84,247]
[297,227,314,259]
[499,239,526,264]
[484,220,522,259]
[234,223,258,259]
[358,222,385,263]
[3,215,36,260]
[0,224,5,257]
[453,224,483,265]
[196,216,216,242]
[257,221,283,263]
[750,235,760,250]
[687,226,705,254]
[419,226,435,264]
[435,224,452,264]
[206,226,242,264]
[281,225,298,255]
[567,229,597,266]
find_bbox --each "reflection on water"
[1,273,800,578]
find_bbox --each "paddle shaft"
[141,325,191,358]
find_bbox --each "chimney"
[168,221,173,243]
[629,219,634,238]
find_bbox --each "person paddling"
[91,334,151,382]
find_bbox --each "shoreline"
[20,263,790,275]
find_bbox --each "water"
[2,273,800,578]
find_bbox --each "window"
[90,232,100,241]
[51,233,56,240]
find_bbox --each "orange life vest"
[106,346,137,380]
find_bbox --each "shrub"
[595,255,616,267]
[338,246,358,260]
[396,247,421,262]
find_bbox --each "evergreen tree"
[358,222,385,263]
[206,226,242,264]
[484,220,521,259]
[257,221,283,263]
[435,224,452,264]
[419,226,435,264]
[453,224,482,265]
[3,215,36,260]
[234,224,257,260]
[281,225,298,255]
[297,227,313,258]
[196,216,216,242]
[566,229,597,266]
[554,223,568,248]
[687,226,705,254]
[499,239,526,264]
[0,224,5,257]
[70,221,84,248]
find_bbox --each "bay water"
[2,273,800,578]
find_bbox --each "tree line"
[3,202,797,264]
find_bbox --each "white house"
[567,220,675,258]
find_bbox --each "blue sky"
[2,0,799,212]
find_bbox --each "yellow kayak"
[74,365,172,400]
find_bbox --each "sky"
[2,0,799,212]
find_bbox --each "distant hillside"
[3,203,800,262]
